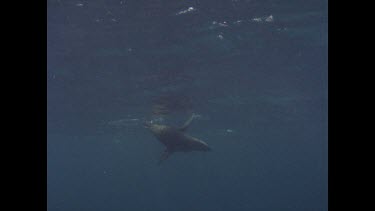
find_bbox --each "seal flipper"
[179,114,197,132]
[158,149,172,164]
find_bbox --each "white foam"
[251,15,274,23]
[265,15,274,22]
[176,7,196,15]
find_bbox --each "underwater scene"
[47,0,328,210]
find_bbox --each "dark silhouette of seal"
[144,114,211,164]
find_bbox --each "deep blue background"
[47,0,327,210]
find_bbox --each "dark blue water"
[47,0,328,210]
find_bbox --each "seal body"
[145,115,210,163]
[149,124,210,152]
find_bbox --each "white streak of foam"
[176,7,196,15]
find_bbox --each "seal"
[144,114,211,164]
